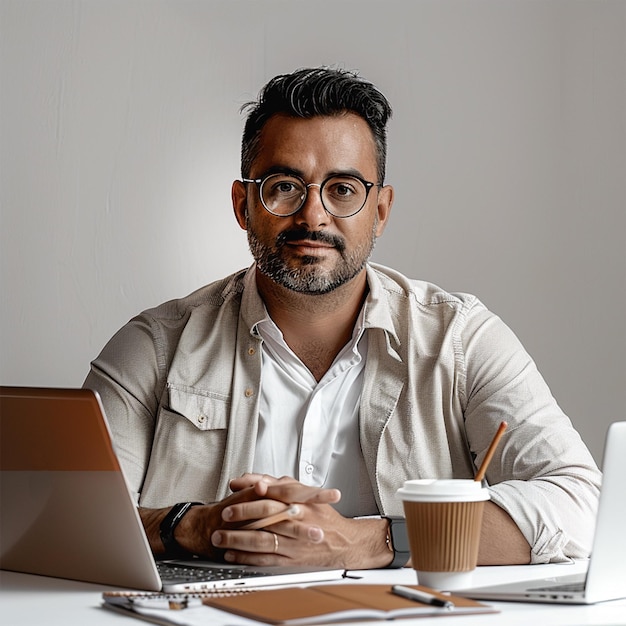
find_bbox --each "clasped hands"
[174,473,392,570]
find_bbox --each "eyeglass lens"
[260,174,368,217]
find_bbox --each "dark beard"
[247,224,377,295]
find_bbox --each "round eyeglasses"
[242,172,380,218]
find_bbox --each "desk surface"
[2,563,626,626]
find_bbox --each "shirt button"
[244,388,254,398]
[197,414,206,424]
[304,463,314,475]
[248,347,256,356]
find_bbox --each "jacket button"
[248,347,256,356]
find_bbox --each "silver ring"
[272,532,279,554]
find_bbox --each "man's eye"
[266,177,304,196]
[276,181,297,193]
[327,181,358,200]
[335,184,355,196]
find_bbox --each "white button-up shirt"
[253,310,378,516]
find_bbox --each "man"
[84,67,600,570]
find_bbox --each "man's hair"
[240,67,392,183]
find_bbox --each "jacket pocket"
[167,384,230,431]
[139,385,231,508]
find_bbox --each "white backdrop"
[1,0,624,462]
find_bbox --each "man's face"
[232,113,393,295]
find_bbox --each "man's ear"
[232,180,248,230]
[374,184,394,237]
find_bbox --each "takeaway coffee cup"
[396,479,490,590]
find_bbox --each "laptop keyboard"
[157,561,267,583]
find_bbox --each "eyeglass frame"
[242,171,381,218]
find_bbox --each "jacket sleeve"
[83,313,163,502]
[458,300,601,563]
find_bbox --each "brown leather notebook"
[204,584,497,624]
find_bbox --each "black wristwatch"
[159,502,202,558]
[383,515,411,568]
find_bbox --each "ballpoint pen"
[391,585,455,610]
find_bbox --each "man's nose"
[294,183,330,229]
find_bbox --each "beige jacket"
[84,263,601,564]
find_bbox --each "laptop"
[458,421,626,604]
[0,386,344,591]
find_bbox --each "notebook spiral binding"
[103,588,253,610]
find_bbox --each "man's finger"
[239,505,300,530]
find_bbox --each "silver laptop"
[459,421,626,604]
[0,386,344,591]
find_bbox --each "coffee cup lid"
[396,479,490,502]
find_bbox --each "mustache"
[276,228,345,251]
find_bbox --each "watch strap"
[383,515,411,568]
[159,502,202,558]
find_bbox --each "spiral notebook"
[201,584,497,623]
[102,584,497,624]
[0,386,344,592]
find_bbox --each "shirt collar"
[239,265,269,335]
[363,264,400,342]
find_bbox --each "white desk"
[2,563,626,626]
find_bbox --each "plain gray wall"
[1,0,624,463]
